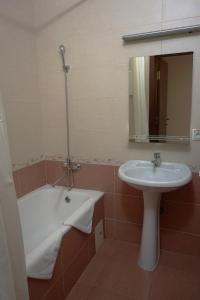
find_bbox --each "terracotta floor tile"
[87,286,135,300]
[66,283,91,300]
[65,239,200,300]
[149,265,200,300]
[94,250,151,300]
[77,254,110,286]
[97,239,119,257]
[159,249,200,276]
[113,239,139,259]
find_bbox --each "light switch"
[192,129,200,140]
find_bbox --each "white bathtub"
[17,184,103,278]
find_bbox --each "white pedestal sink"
[118,160,192,271]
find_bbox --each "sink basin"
[118,160,192,271]
[118,160,192,192]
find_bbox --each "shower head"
[58,44,70,73]
[59,44,65,55]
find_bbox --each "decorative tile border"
[12,154,200,173]
[12,155,45,171]
[44,154,122,166]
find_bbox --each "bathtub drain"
[65,196,71,203]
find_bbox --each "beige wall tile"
[5,101,43,166]
[33,0,200,170]
[2,0,200,171]
[163,0,200,21]
[0,1,43,168]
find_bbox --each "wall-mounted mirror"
[129,52,193,143]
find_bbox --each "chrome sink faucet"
[151,152,161,168]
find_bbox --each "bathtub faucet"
[51,159,81,188]
[63,159,81,171]
[51,173,67,187]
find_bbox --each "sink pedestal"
[118,160,192,271]
[138,191,161,271]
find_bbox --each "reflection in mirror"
[129,52,193,143]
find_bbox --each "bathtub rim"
[17,184,104,204]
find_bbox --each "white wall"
[0,0,43,170]
[33,0,200,171]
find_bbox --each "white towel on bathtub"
[26,227,68,280]
[63,198,95,234]
[26,199,95,280]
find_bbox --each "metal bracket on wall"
[122,24,200,43]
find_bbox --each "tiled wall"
[28,198,104,300]
[0,2,43,170]
[13,161,46,198]
[14,160,200,258]
[34,0,200,170]
[2,0,200,178]
[105,167,200,257]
